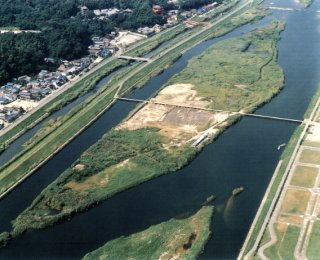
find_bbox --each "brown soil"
[119,83,229,146]
[280,189,310,215]
[72,164,85,172]
[277,214,304,226]
[175,233,197,253]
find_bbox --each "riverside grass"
[3,21,286,241]
[0,4,269,199]
[83,206,213,260]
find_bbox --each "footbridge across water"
[116,97,304,124]
[117,56,152,62]
[267,6,295,11]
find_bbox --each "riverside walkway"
[116,97,304,124]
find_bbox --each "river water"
[1,0,320,258]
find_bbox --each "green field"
[83,206,213,260]
[264,224,300,259]
[167,21,284,112]
[2,21,287,241]
[307,220,320,259]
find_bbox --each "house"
[17,75,31,82]
[100,8,120,17]
[19,91,32,100]
[0,113,6,120]
[98,48,112,58]
[137,27,155,36]
[167,16,178,25]
[80,6,89,14]
[153,24,162,33]
[93,9,101,16]
[0,97,9,105]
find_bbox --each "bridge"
[267,6,295,11]
[116,97,304,124]
[117,56,152,62]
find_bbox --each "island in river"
[0,21,285,243]
[83,206,213,260]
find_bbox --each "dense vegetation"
[0,0,220,84]
[9,128,196,235]
[167,20,284,112]
[83,206,214,259]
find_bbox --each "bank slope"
[83,206,213,260]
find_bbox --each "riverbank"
[239,86,320,259]
[0,21,286,243]
[83,206,213,260]
[0,1,266,200]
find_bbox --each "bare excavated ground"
[119,83,229,146]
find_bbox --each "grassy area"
[303,84,320,119]
[299,149,320,164]
[264,224,300,259]
[280,189,310,215]
[167,21,284,112]
[10,128,197,235]
[307,220,320,258]
[2,21,287,240]
[83,206,213,260]
[290,166,318,188]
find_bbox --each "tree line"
[0,0,219,84]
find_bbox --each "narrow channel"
[1,0,320,258]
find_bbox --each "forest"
[0,0,219,84]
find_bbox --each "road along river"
[1,0,320,258]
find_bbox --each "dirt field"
[111,31,146,49]
[280,189,310,215]
[277,214,304,226]
[290,165,318,188]
[119,84,229,146]
[306,123,320,143]
[299,149,320,164]
[2,99,38,111]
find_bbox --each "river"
[1,0,320,258]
